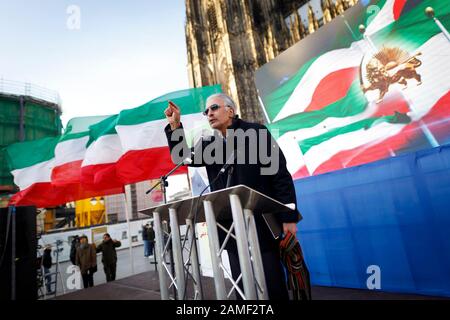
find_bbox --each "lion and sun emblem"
[361,46,423,103]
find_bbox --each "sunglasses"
[203,104,222,116]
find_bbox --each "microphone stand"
[145,156,189,300]
[145,156,189,200]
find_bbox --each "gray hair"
[206,93,236,111]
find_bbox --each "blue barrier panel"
[294,145,450,297]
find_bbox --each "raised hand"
[164,100,181,130]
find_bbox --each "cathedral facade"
[185,0,358,123]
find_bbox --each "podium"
[140,184,300,300]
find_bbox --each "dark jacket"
[165,117,300,248]
[142,226,149,241]
[76,244,97,274]
[96,239,121,265]
[147,227,155,242]
[42,248,52,269]
[70,238,79,265]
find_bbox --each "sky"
[0,0,189,127]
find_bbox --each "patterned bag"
[280,231,312,300]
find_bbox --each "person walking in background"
[142,224,150,257]
[96,233,121,282]
[147,222,155,258]
[76,235,97,289]
[42,244,54,294]
[69,235,80,265]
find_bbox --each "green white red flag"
[256,0,450,178]
[6,85,220,207]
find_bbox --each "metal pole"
[425,6,450,42]
[160,176,176,298]
[186,218,203,300]
[433,17,450,42]
[104,206,109,224]
[169,208,185,299]
[54,243,59,296]
[229,194,257,300]
[123,192,135,275]
[153,211,169,300]
[56,242,66,295]
[19,97,25,142]
[244,209,268,300]
[186,173,192,195]
[165,221,177,300]
[161,177,167,204]
[11,206,16,300]
[203,200,227,299]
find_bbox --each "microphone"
[219,150,237,175]
[145,150,193,195]
[145,133,205,195]
[183,157,193,165]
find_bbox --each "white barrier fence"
[39,219,231,278]
[39,218,154,263]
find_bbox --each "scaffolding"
[75,197,107,227]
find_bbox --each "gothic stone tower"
[185,0,357,123]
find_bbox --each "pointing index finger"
[168,100,179,111]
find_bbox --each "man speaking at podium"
[164,93,301,300]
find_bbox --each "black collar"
[227,115,240,130]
